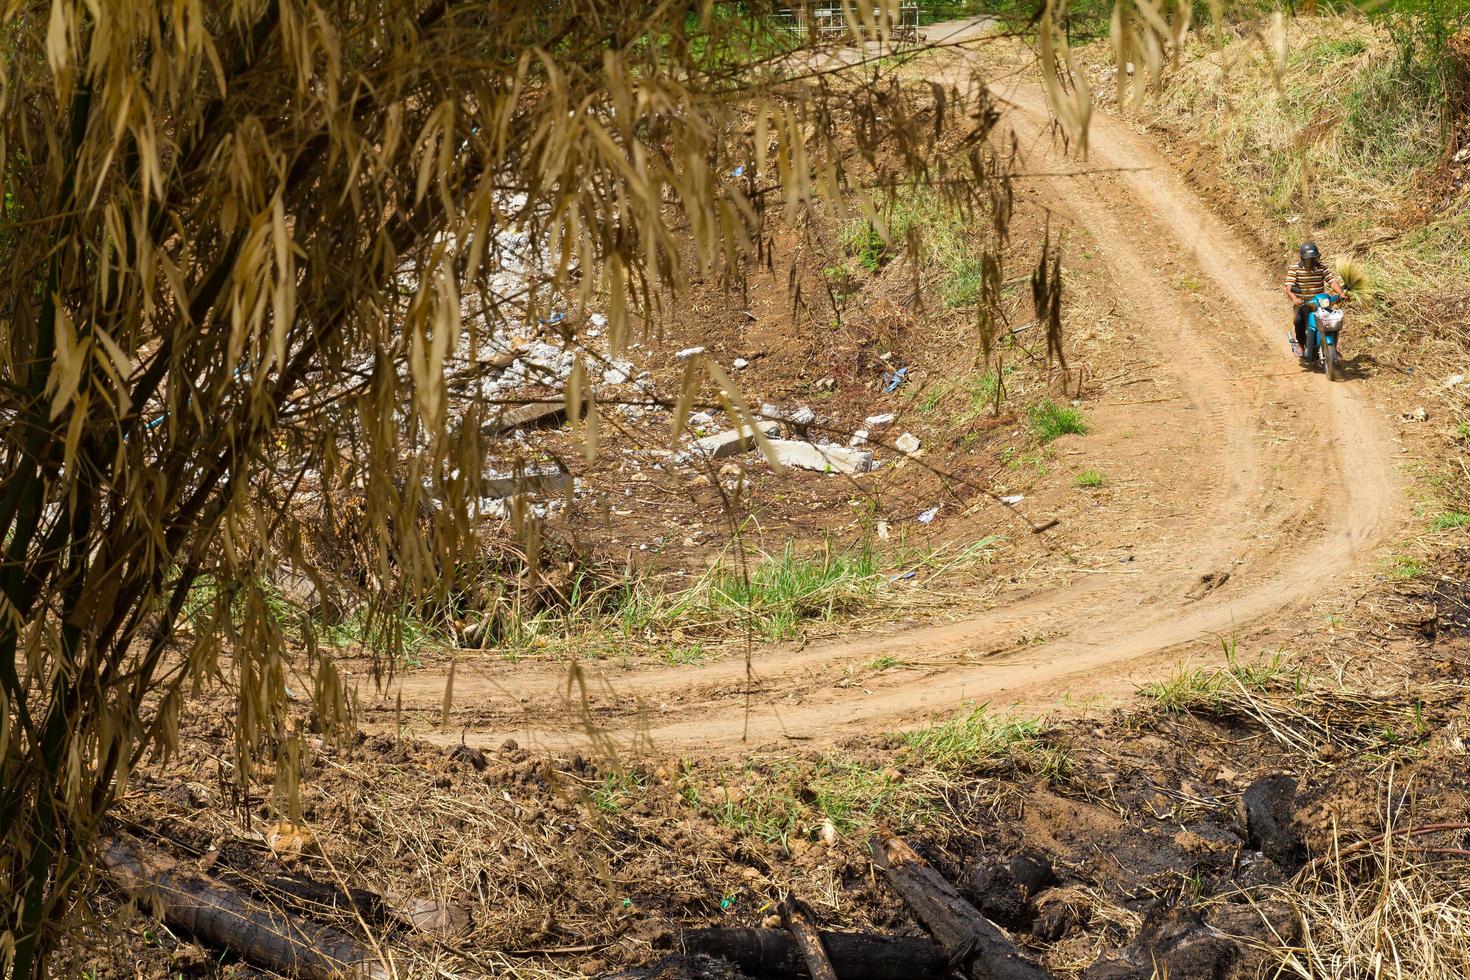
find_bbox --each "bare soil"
[363,57,1413,757]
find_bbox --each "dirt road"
[367,58,1407,757]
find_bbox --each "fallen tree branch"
[869,835,1052,980]
[781,894,838,980]
[102,836,392,979]
[680,927,950,979]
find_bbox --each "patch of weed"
[1431,512,1470,530]
[1075,469,1105,488]
[1028,400,1087,443]
[896,704,1048,769]
[1387,555,1426,580]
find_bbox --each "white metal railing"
[774,5,922,44]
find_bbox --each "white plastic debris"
[917,507,940,524]
[1000,494,1025,505]
[732,357,750,370]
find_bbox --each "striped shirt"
[1284,261,1332,299]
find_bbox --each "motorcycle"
[1291,292,1347,382]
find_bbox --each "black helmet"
[1299,241,1321,265]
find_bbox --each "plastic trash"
[1000,494,1024,505]
[538,311,565,326]
[731,165,745,177]
[883,367,909,392]
[917,506,939,524]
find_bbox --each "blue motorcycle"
[1293,292,1347,382]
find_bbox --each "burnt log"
[869,835,1052,980]
[680,927,950,979]
[102,836,390,979]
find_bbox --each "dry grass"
[1268,822,1470,978]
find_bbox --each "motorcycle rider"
[1283,241,1344,364]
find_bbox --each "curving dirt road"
[365,57,1408,757]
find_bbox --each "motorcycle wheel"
[1324,340,1338,382]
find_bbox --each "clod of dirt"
[605,953,754,980]
[1238,775,1307,871]
[960,856,1034,929]
[1031,895,1086,943]
[448,744,487,771]
[1082,903,1260,980]
[1008,851,1057,896]
[1185,570,1231,600]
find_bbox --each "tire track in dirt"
[368,68,1407,757]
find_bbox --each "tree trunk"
[680,927,950,979]
[869,835,1053,980]
[102,837,391,979]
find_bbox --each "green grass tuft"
[1028,400,1088,443]
[896,705,1048,769]
[1387,555,1426,580]
[1431,512,1470,531]
[1075,469,1105,488]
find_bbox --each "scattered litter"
[674,346,706,360]
[891,571,918,582]
[917,506,939,524]
[732,357,750,370]
[876,519,890,540]
[865,413,895,427]
[883,367,909,392]
[1404,407,1429,422]
[1000,494,1025,505]
[538,311,565,325]
[895,432,921,454]
[731,165,745,177]
[850,429,869,447]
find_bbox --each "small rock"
[895,432,921,454]
[865,413,896,427]
[1405,406,1429,422]
[821,819,837,844]
[732,357,750,370]
[788,406,816,427]
[674,346,706,360]
[500,738,519,754]
[719,462,742,478]
[1000,494,1025,505]
[688,411,715,428]
[850,429,869,446]
[767,439,873,474]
